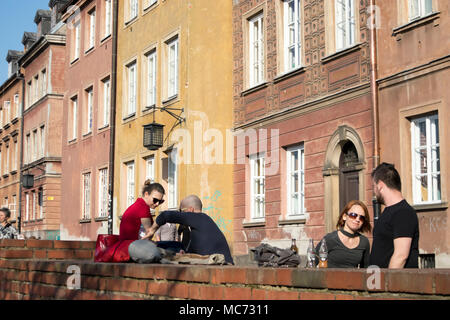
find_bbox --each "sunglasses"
[347,212,365,223]
[153,198,165,205]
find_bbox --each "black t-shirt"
[369,200,419,268]
[156,210,234,264]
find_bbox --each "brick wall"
[0,239,95,260]
[0,240,448,300]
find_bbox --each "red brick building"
[375,0,449,267]
[18,7,66,239]
[0,50,24,230]
[232,0,375,256]
[59,0,113,240]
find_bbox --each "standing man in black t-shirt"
[369,163,419,268]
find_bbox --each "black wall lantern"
[22,174,34,189]
[143,123,165,150]
[143,105,185,151]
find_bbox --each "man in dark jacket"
[143,195,234,264]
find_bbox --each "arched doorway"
[323,126,365,233]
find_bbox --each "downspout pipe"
[369,0,381,224]
[17,72,25,234]
[108,0,119,235]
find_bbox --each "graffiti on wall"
[203,190,232,239]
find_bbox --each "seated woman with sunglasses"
[98,180,166,262]
[315,200,372,268]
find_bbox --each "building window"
[283,0,302,72]
[5,144,9,174]
[69,96,78,141]
[40,125,45,158]
[27,81,32,107]
[25,193,29,221]
[14,94,19,118]
[85,87,93,134]
[104,0,112,38]
[287,145,305,217]
[126,161,135,207]
[41,69,46,97]
[25,133,30,164]
[98,168,109,218]
[249,13,265,87]
[88,9,96,50]
[335,0,356,51]
[38,189,43,219]
[73,20,81,60]
[145,156,155,182]
[32,191,36,221]
[146,50,157,107]
[34,75,39,103]
[409,0,433,20]
[166,37,179,99]
[13,140,17,171]
[3,101,10,125]
[126,61,137,117]
[82,172,92,220]
[250,154,265,220]
[32,129,38,162]
[144,0,157,10]
[101,77,110,127]
[411,114,441,204]
[128,0,138,22]
[10,195,16,220]
[168,149,178,209]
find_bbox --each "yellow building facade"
[114,0,234,247]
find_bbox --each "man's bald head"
[180,195,203,212]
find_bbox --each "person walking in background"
[369,163,419,268]
[154,222,180,242]
[0,208,19,239]
[143,195,234,264]
[315,200,371,268]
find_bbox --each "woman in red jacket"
[100,181,165,262]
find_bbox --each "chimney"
[35,9,52,37]
[21,32,38,52]
[49,0,72,29]
[6,50,24,78]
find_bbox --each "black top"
[156,211,234,264]
[369,200,419,268]
[315,230,370,268]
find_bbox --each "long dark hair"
[142,180,165,196]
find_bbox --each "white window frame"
[145,156,155,182]
[41,69,46,97]
[25,193,30,221]
[71,96,78,140]
[250,154,265,221]
[127,61,137,116]
[86,88,93,134]
[82,172,92,220]
[32,129,38,162]
[14,94,19,118]
[5,144,9,174]
[4,101,10,125]
[88,10,96,50]
[10,195,16,220]
[335,0,356,51]
[13,140,18,171]
[168,149,178,209]
[167,38,179,98]
[411,114,441,204]
[102,78,110,127]
[74,21,81,60]
[249,13,265,87]
[126,162,135,207]
[105,0,112,37]
[40,125,45,158]
[98,168,109,218]
[409,0,433,21]
[32,191,36,221]
[129,0,138,21]
[286,145,305,217]
[147,50,157,107]
[284,0,302,72]
[144,0,158,10]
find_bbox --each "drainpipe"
[17,72,25,234]
[369,0,381,224]
[108,0,118,235]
